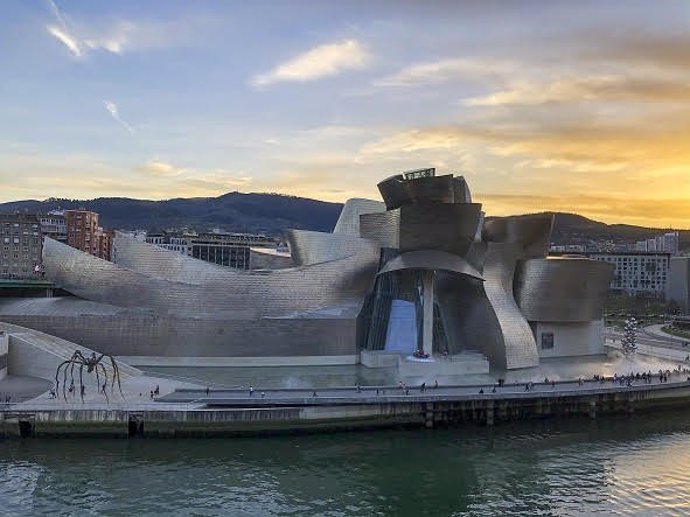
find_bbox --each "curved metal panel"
[482,243,540,369]
[399,203,482,256]
[359,211,401,248]
[402,174,455,205]
[452,176,472,203]
[112,233,238,284]
[44,237,377,319]
[332,198,386,236]
[286,229,380,266]
[249,248,294,270]
[483,214,554,258]
[515,257,614,322]
[377,174,458,210]
[377,250,483,281]
[377,174,407,210]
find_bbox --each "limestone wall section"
[0,313,359,360]
[0,331,7,381]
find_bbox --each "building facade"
[39,210,67,243]
[145,230,279,270]
[588,251,670,298]
[635,231,680,255]
[0,214,43,280]
[669,257,690,314]
[64,209,113,261]
[0,168,613,373]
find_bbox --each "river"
[3,410,690,516]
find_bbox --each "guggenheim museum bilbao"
[0,168,614,373]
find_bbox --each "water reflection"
[3,412,690,515]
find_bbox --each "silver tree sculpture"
[621,317,638,357]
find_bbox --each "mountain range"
[0,192,687,250]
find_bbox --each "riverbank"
[4,372,690,438]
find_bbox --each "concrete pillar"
[422,270,434,357]
[486,401,495,426]
[424,402,434,429]
[588,399,597,419]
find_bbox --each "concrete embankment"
[4,380,690,438]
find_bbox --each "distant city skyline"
[1,0,689,228]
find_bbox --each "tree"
[621,317,638,356]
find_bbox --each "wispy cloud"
[46,0,130,58]
[252,40,370,88]
[463,75,690,107]
[373,57,518,88]
[139,159,181,176]
[45,0,210,59]
[103,100,135,135]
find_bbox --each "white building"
[589,252,670,298]
[635,231,679,256]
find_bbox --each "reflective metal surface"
[483,213,554,258]
[332,198,386,236]
[515,257,614,322]
[482,243,540,369]
[285,229,379,266]
[30,169,611,369]
[399,203,482,256]
[378,250,483,281]
[45,237,377,319]
[377,172,473,210]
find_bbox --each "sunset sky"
[1,1,689,227]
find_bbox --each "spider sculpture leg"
[55,360,71,398]
[95,363,101,394]
[69,360,77,393]
[109,355,125,398]
[61,359,71,400]
[97,363,109,402]
[79,363,85,402]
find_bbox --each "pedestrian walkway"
[158,368,690,407]
[644,324,690,344]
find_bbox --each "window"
[541,332,555,350]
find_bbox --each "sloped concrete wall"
[7,334,64,381]
[0,331,7,381]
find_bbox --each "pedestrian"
[312,391,317,398]
[249,385,254,396]
[404,388,409,395]
[376,388,380,396]
[261,391,266,398]
[420,382,426,393]
[491,386,496,393]
[80,385,85,398]
[356,384,361,393]
[479,388,484,394]
[150,390,154,399]
[154,385,160,396]
[433,380,438,389]
[206,387,210,396]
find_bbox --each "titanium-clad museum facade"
[0,169,614,371]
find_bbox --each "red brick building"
[64,210,113,261]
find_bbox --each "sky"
[1,0,689,227]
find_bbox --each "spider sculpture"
[55,351,124,402]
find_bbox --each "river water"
[3,411,690,516]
